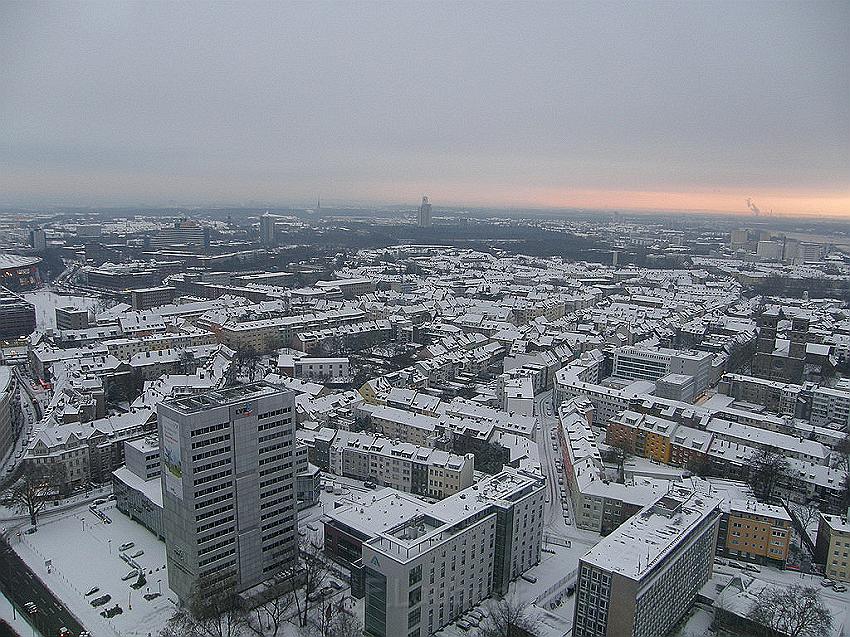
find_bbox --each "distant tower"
[418,195,432,228]
[29,228,46,252]
[260,211,276,246]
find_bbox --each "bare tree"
[685,454,713,478]
[748,584,832,637]
[748,448,788,503]
[1,462,60,526]
[246,573,297,637]
[237,347,264,382]
[160,575,248,637]
[836,434,850,475]
[479,597,540,637]
[601,438,631,483]
[288,538,331,628]
[788,501,820,534]
[325,601,362,637]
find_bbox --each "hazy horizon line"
[1,197,848,222]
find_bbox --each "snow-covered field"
[22,289,100,331]
[13,501,176,637]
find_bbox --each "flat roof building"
[362,469,545,637]
[0,287,36,340]
[572,487,721,637]
[158,382,297,602]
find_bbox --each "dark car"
[91,594,111,607]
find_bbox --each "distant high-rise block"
[260,212,277,245]
[29,228,47,252]
[159,383,297,602]
[418,196,432,228]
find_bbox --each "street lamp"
[108,538,112,555]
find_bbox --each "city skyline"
[2,1,848,217]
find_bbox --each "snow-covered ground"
[12,501,176,637]
[670,603,714,637]
[22,289,100,331]
[675,561,850,637]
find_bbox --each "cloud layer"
[1,1,848,215]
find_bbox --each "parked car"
[119,542,135,551]
[833,584,847,592]
[24,602,37,614]
[91,594,111,607]
[821,579,835,587]
[58,628,72,637]
[122,570,139,581]
[85,587,100,596]
[364,481,376,489]
[130,550,144,558]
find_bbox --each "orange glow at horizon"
[395,185,850,218]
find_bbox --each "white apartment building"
[362,470,545,637]
[278,355,351,381]
[810,385,850,428]
[705,418,829,465]
[358,404,441,447]
[329,431,474,499]
[612,346,713,396]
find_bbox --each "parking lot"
[13,500,176,637]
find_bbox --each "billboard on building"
[161,415,183,499]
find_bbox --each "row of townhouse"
[294,319,394,354]
[26,408,157,490]
[557,400,674,535]
[607,409,830,471]
[216,307,366,352]
[327,430,474,499]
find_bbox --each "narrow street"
[534,391,600,550]
[535,391,572,537]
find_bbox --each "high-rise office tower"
[418,196,432,228]
[260,212,277,246]
[29,228,47,252]
[158,383,297,602]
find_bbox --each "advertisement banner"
[161,415,183,500]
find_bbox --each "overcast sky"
[1,1,848,215]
